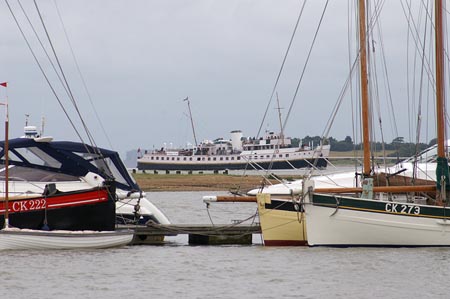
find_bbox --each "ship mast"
[311,0,439,196]
[184,97,198,148]
[358,0,371,177]
[435,0,445,158]
[434,0,449,198]
[275,92,285,146]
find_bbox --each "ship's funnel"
[230,130,243,151]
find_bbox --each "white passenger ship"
[137,130,330,171]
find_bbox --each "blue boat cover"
[0,138,140,192]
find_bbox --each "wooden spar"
[358,0,371,177]
[315,185,436,194]
[203,195,257,203]
[435,0,445,158]
[434,0,449,198]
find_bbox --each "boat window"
[213,157,216,161]
[208,157,211,161]
[156,157,159,160]
[177,157,180,161]
[0,165,79,182]
[226,157,229,160]
[14,147,62,169]
[3,150,22,163]
[231,157,234,160]
[93,157,129,186]
[237,157,240,160]
[151,157,154,160]
[220,157,223,161]
[286,154,289,157]
[279,154,282,158]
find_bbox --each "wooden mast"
[312,0,438,196]
[359,0,371,177]
[434,0,449,200]
[435,0,445,158]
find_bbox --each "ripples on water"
[2,191,450,299]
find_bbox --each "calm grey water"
[1,191,450,299]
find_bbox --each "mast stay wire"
[234,0,308,190]
[369,0,397,171]
[255,0,307,140]
[402,1,450,142]
[281,0,330,133]
[258,0,330,185]
[53,0,114,150]
[31,0,99,151]
[14,0,80,129]
[6,0,113,177]
[4,0,86,145]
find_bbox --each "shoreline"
[133,173,302,192]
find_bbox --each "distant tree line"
[292,136,437,157]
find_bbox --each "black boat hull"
[0,187,116,231]
[137,157,328,171]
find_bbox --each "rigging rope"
[32,0,99,150]
[4,0,85,144]
[5,0,116,180]
[255,0,308,139]
[282,0,330,131]
[53,0,114,150]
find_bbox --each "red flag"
[0,82,7,87]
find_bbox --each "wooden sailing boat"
[0,85,132,250]
[304,0,450,247]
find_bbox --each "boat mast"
[2,87,9,228]
[435,0,445,157]
[184,97,198,148]
[434,0,449,198]
[358,0,371,177]
[307,1,439,196]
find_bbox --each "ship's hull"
[0,187,116,231]
[306,193,450,247]
[256,194,307,246]
[137,157,328,171]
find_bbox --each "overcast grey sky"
[0,1,441,157]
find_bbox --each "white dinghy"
[0,228,133,250]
